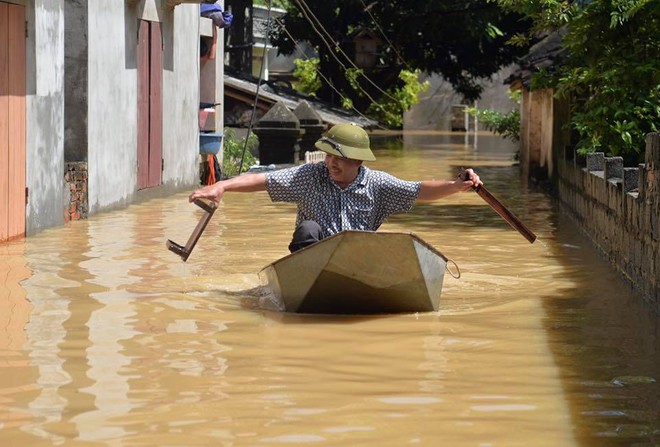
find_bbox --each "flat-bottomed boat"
[259,231,449,314]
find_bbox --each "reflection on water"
[0,132,658,446]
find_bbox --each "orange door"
[0,2,26,242]
[137,20,163,190]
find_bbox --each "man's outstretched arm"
[417,168,482,201]
[188,173,267,203]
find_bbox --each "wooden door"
[0,3,26,241]
[137,20,163,190]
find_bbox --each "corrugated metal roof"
[224,74,379,128]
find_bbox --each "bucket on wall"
[199,133,223,155]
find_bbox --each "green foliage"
[494,0,660,161]
[468,108,521,142]
[222,128,258,178]
[345,68,362,92]
[468,89,521,141]
[271,0,532,118]
[485,22,505,39]
[292,58,322,96]
[365,70,430,128]
[341,96,354,110]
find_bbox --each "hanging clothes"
[201,153,222,185]
[200,3,233,29]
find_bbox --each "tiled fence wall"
[557,133,659,314]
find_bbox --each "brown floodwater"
[1,132,658,446]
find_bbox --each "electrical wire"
[293,0,399,103]
[291,0,379,105]
[358,0,412,71]
[272,16,386,129]
[294,0,398,102]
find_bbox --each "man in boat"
[188,123,482,252]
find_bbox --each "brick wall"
[557,133,659,314]
[64,162,88,222]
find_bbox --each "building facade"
[0,0,223,241]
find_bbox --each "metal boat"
[259,231,449,314]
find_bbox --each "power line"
[293,0,399,103]
[358,0,412,71]
[291,0,380,105]
[273,16,387,129]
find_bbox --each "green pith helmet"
[314,123,376,161]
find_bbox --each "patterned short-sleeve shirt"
[265,162,421,237]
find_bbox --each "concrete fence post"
[605,156,623,180]
[293,100,326,161]
[638,163,647,199]
[645,133,660,198]
[646,133,660,242]
[253,101,304,165]
[645,133,660,168]
[586,152,605,171]
[623,167,639,193]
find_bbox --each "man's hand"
[188,182,224,204]
[456,168,482,191]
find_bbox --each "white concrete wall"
[25,0,66,234]
[162,3,199,190]
[199,0,225,143]
[87,1,137,212]
[215,2,224,146]
[404,66,518,131]
[87,0,200,213]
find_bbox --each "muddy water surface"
[1,132,658,446]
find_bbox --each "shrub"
[222,128,258,178]
[467,90,521,142]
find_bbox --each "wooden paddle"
[462,170,537,244]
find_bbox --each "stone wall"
[557,133,659,313]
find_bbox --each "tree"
[496,0,660,161]
[270,0,532,125]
